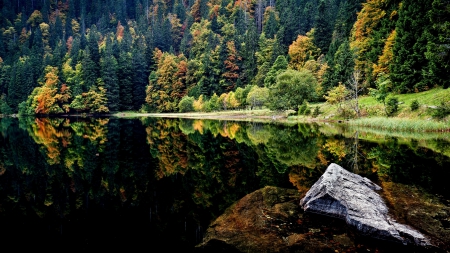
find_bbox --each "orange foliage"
[373,30,396,77]
[351,0,395,81]
[190,0,202,22]
[19,28,28,44]
[192,120,204,134]
[32,118,64,164]
[173,59,188,99]
[66,36,73,53]
[222,41,241,91]
[116,21,125,41]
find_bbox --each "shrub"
[432,101,450,120]
[312,106,320,118]
[385,97,399,116]
[298,100,308,115]
[410,99,420,111]
[178,96,195,112]
[304,107,311,115]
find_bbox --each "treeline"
[0,0,448,114]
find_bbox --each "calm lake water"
[0,117,449,251]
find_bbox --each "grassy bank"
[306,87,450,132]
[113,88,450,132]
[347,117,450,132]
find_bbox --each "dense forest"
[0,0,449,114]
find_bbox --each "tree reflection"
[0,117,449,250]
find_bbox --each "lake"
[0,117,449,251]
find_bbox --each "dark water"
[0,117,449,251]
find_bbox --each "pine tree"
[263,8,278,39]
[425,0,450,89]
[242,19,258,85]
[81,49,97,90]
[264,55,288,88]
[390,0,433,92]
[101,47,119,112]
[132,49,148,111]
[118,51,133,111]
[313,0,332,55]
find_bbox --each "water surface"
[0,117,448,251]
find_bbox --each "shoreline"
[2,109,449,132]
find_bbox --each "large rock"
[300,163,430,246]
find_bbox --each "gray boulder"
[300,163,430,246]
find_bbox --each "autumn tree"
[288,30,320,71]
[23,66,69,115]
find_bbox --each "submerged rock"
[300,163,430,246]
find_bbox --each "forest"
[0,0,449,115]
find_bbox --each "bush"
[312,106,320,118]
[410,99,420,111]
[432,101,450,120]
[178,96,195,112]
[385,97,399,116]
[298,100,308,115]
[304,107,311,115]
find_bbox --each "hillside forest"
[0,0,449,115]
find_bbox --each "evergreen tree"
[390,0,433,92]
[118,51,133,111]
[242,19,258,85]
[101,47,119,112]
[81,49,97,90]
[323,39,355,91]
[263,8,278,39]
[313,0,332,55]
[264,55,288,88]
[425,0,450,89]
[132,49,148,111]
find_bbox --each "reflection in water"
[0,117,448,251]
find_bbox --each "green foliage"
[69,84,109,113]
[298,100,308,115]
[324,83,347,111]
[0,0,448,116]
[205,93,220,112]
[246,85,269,109]
[268,69,318,111]
[178,96,195,113]
[410,99,420,111]
[370,74,393,115]
[432,101,450,120]
[391,0,434,92]
[304,107,312,115]
[264,55,288,88]
[385,97,399,117]
[312,106,320,118]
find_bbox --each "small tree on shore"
[346,70,363,117]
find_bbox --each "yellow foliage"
[350,0,397,84]
[193,95,205,111]
[373,30,396,78]
[323,139,347,161]
[27,10,43,27]
[39,22,50,38]
[288,30,320,70]
[192,120,204,134]
[71,19,80,35]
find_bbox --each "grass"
[348,117,450,132]
[314,87,450,131]
[111,87,450,132]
